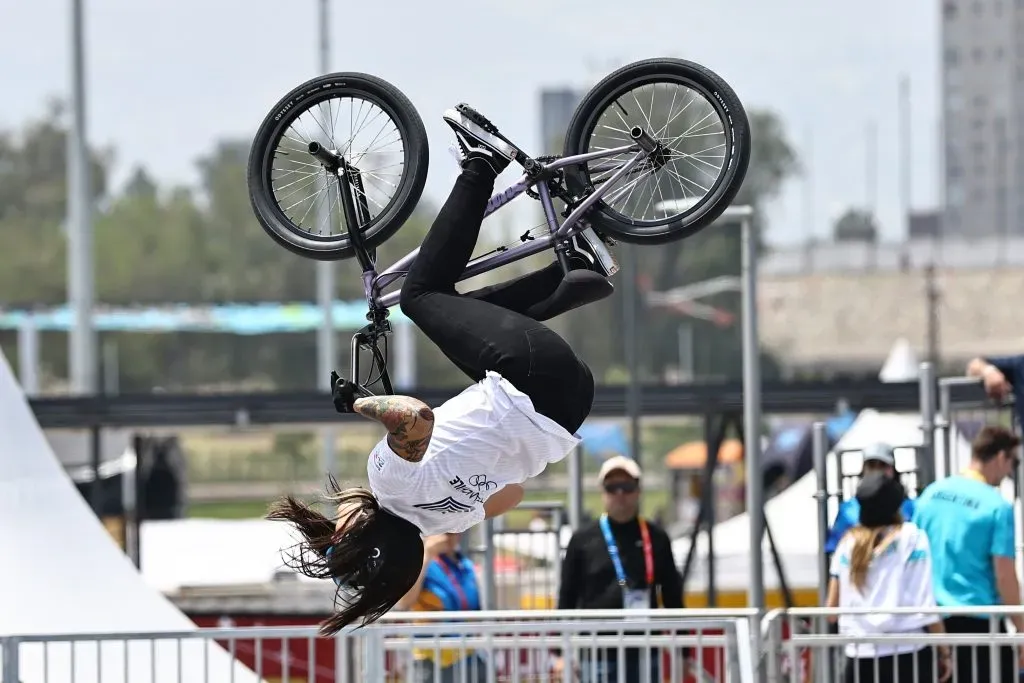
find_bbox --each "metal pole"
[1,637,20,683]
[917,361,936,488]
[899,75,911,235]
[623,243,642,464]
[481,518,497,609]
[17,316,40,395]
[938,380,953,479]
[812,419,833,683]
[315,0,337,495]
[740,213,765,618]
[812,422,830,604]
[68,0,97,394]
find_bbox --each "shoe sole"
[453,104,521,159]
[443,114,518,163]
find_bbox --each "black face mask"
[856,472,905,527]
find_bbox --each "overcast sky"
[1,0,941,246]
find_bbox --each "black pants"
[943,615,1016,683]
[843,647,936,683]
[399,161,595,434]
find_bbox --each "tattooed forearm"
[353,395,435,462]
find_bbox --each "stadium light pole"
[68,0,97,395]
[656,202,762,617]
[622,244,642,466]
[316,0,337,488]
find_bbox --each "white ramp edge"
[0,350,264,683]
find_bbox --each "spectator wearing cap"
[825,443,917,556]
[826,472,951,683]
[554,455,685,683]
[912,425,1024,683]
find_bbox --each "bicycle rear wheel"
[562,58,751,245]
[247,72,429,261]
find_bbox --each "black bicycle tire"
[246,72,430,261]
[562,58,751,245]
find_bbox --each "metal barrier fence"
[765,606,1024,683]
[470,503,568,611]
[810,370,1023,612]
[0,609,757,683]
[935,375,1017,481]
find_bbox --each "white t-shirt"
[366,371,581,536]
[830,521,941,658]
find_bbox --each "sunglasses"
[604,481,639,494]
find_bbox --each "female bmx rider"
[268,104,610,635]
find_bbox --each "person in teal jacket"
[825,443,916,554]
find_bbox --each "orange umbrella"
[664,439,744,470]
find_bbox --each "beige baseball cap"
[598,455,643,483]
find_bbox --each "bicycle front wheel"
[562,58,751,245]
[247,72,430,261]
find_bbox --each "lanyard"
[434,556,470,611]
[599,514,654,588]
[960,469,988,484]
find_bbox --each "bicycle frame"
[332,133,654,393]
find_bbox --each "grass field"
[187,487,672,528]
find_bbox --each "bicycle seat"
[526,269,614,321]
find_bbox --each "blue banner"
[0,303,409,335]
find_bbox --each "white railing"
[764,606,1024,683]
[0,609,757,683]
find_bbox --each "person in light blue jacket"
[824,442,916,555]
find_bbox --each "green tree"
[833,208,878,243]
[0,101,110,307]
[0,95,799,392]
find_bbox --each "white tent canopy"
[879,338,920,383]
[0,351,263,683]
[670,409,975,593]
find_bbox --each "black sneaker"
[571,225,619,277]
[443,104,518,175]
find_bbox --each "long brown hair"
[266,475,424,635]
[846,511,903,593]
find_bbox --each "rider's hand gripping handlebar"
[330,371,374,413]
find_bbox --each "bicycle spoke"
[268,92,408,238]
[581,80,729,225]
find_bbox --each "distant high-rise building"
[940,0,1024,237]
[539,88,585,155]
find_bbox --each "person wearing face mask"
[913,425,1024,683]
[553,456,685,683]
[824,443,917,556]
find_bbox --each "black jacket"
[557,515,684,610]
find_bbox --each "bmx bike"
[246,57,751,395]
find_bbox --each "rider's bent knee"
[398,281,428,320]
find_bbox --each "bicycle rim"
[580,77,735,230]
[261,91,410,242]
